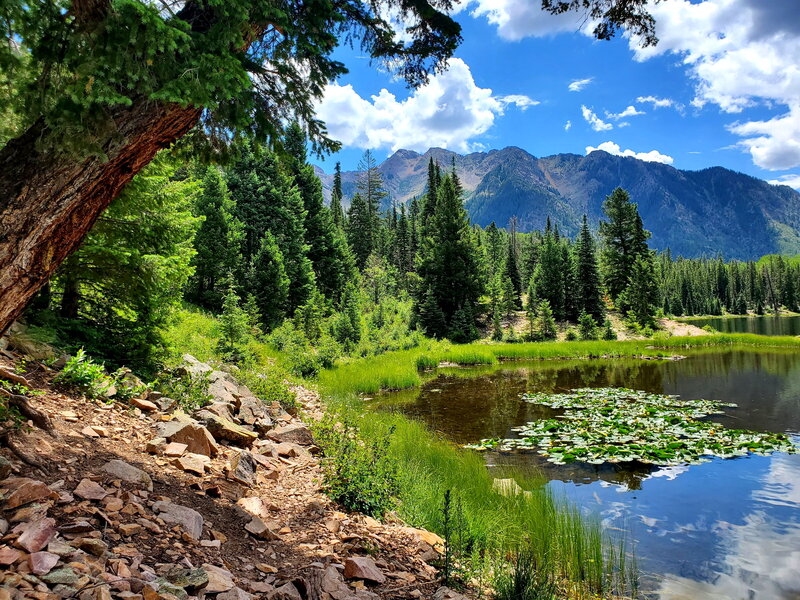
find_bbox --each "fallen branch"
[0,367,30,388]
[0,390,57,436]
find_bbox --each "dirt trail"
[0,353,465,600]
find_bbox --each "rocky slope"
[0,352,466,600]
[318,147,800,260]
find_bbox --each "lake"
[375,350,800,599]
[683,315,800,336]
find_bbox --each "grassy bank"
[320,333,800,396]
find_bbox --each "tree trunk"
[0,101,201,335]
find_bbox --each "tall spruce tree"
[330,162,345,228]
[248,232,290,331]
[505,217,522,308]
[573,215,604,321]
[347,193,373,269]
[415,174,482,340]
[599,187,650,301]
[190,167,243,311]
[531,227,566,321]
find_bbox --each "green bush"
[493,547,557,600]
[313,415,399,518]
[153,371,212,412]
[54,349,113,399]
[578,312,599,341]
[565,328,578,341]
[602,320,617,341]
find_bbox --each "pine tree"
[599,187,650,301]
[217,283,252,363]
[531,229,566,320]
[190,166,243,311]
[620,254,658,326]
[248,232,289,331]
[414,174,482,339]
[505,219,522,309]
[347,193,373,269]
[330,162,346,228]
[573,215,605,321]
[535,300,557,340]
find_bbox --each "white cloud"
[636,95,677,109]
[463,0,586,41]
[586,141,674,164]
[316,58,535,153]
[581,106,613,132]
[499,94,539,110]
[568,77,593,92]
[606,105,645,120]
[768,174,800,190]
[628,0,800,170]
[564,120,572,131]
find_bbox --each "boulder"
[101,460,153,491]
[173,453,209,476]
[202,564,235,593]
[29,551,60,576]
[163,566,208,592]
[208,376,239,406]
[180,354,213,379]
[236,497,272,520]
[146,438,167,454]
[14,517,57,553]
[163,442,188,457]
[266,424,313,446]
[1,477,59,509]
[267,583,302,600]
[343,557,385,584]
[237,397,271,427]
[218,587,254,600]
[228,451,257,486]
[156,420,219,457]
[201,402,236,422]
[244,516,279,540]
[132,398,159,412]
[74,478,108,501]
[152,501,204,540]
[195,412,258,446]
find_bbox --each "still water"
[684,315,800,336]
[375,351,800,599]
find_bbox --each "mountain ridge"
[316,147,800,260]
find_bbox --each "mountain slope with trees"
[320,147,800,260]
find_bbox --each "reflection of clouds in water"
[655,513,800,599]
[648,465,690,481]
[753,453,800,508]
[655,453,800,599]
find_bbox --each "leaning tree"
[0,0,659,334]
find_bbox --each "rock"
[343,557,385,584]
[200,539,221,549]
[163,442,188,457]
[152,501,204,540]
[75,537,108,557]
[29,551,60,575]
[273,442,309,459]
[146,438,167,454]
[155,397,178,413]
[218,587,253,600]
[59,520,95,534]
[74,478,108,501]
[14,517,57,552]
[267,583,302,600]
[173,453,209,476]
[163,567,208,592]
[1,477,59,509]
[236,497,271,520]
[244,516,279,540]
[202,564,235,593]
[101,460,153,491]
[492,478,523,497]
[180,355,213,379]
[433,587,469,600]
[41,567,81,586]
[0,457,12,479]
[81,426,100,438]
[90,425,110,437]
[200,402,235,422]
[0,545,23,565]
[195,412,258,446]
[266,424,313,446]
[237,397,272,430]
[156,420,219,458]
[151,581,189,600]
[228,451,257,486]
[132,398,159,412]
[118,523,143,536]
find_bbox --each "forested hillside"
[320,147,800,260]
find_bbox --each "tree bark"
[0,101,202,335]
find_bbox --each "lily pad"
[465,388,797,466]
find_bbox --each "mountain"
[317,147,800,260]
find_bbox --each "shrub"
[578,312,599,341]
[153,371,213,412]
[54,349,113,399]
[565,328,578,341]
[313,415,399,518]
[602,320,617,340]
[493,547,557,600]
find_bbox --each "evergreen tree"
[620,254,658,326]
[217,283,252,363]
[535,300,557,340]
[531,229,566,320]
[330,162,346,228]
[505,220,523,309]
[190,166,243,311]
[347,193,373,269]
[599,187,650,301]
[415,174,482,339]
[573,215,605,321]
[248,232,290,331]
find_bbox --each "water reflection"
[683,315,800,336]
[374,350,800,598]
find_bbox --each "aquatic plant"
[467,387,797,466]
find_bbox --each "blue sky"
[314,0,800,190]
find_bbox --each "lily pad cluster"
[466,388,797,466]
